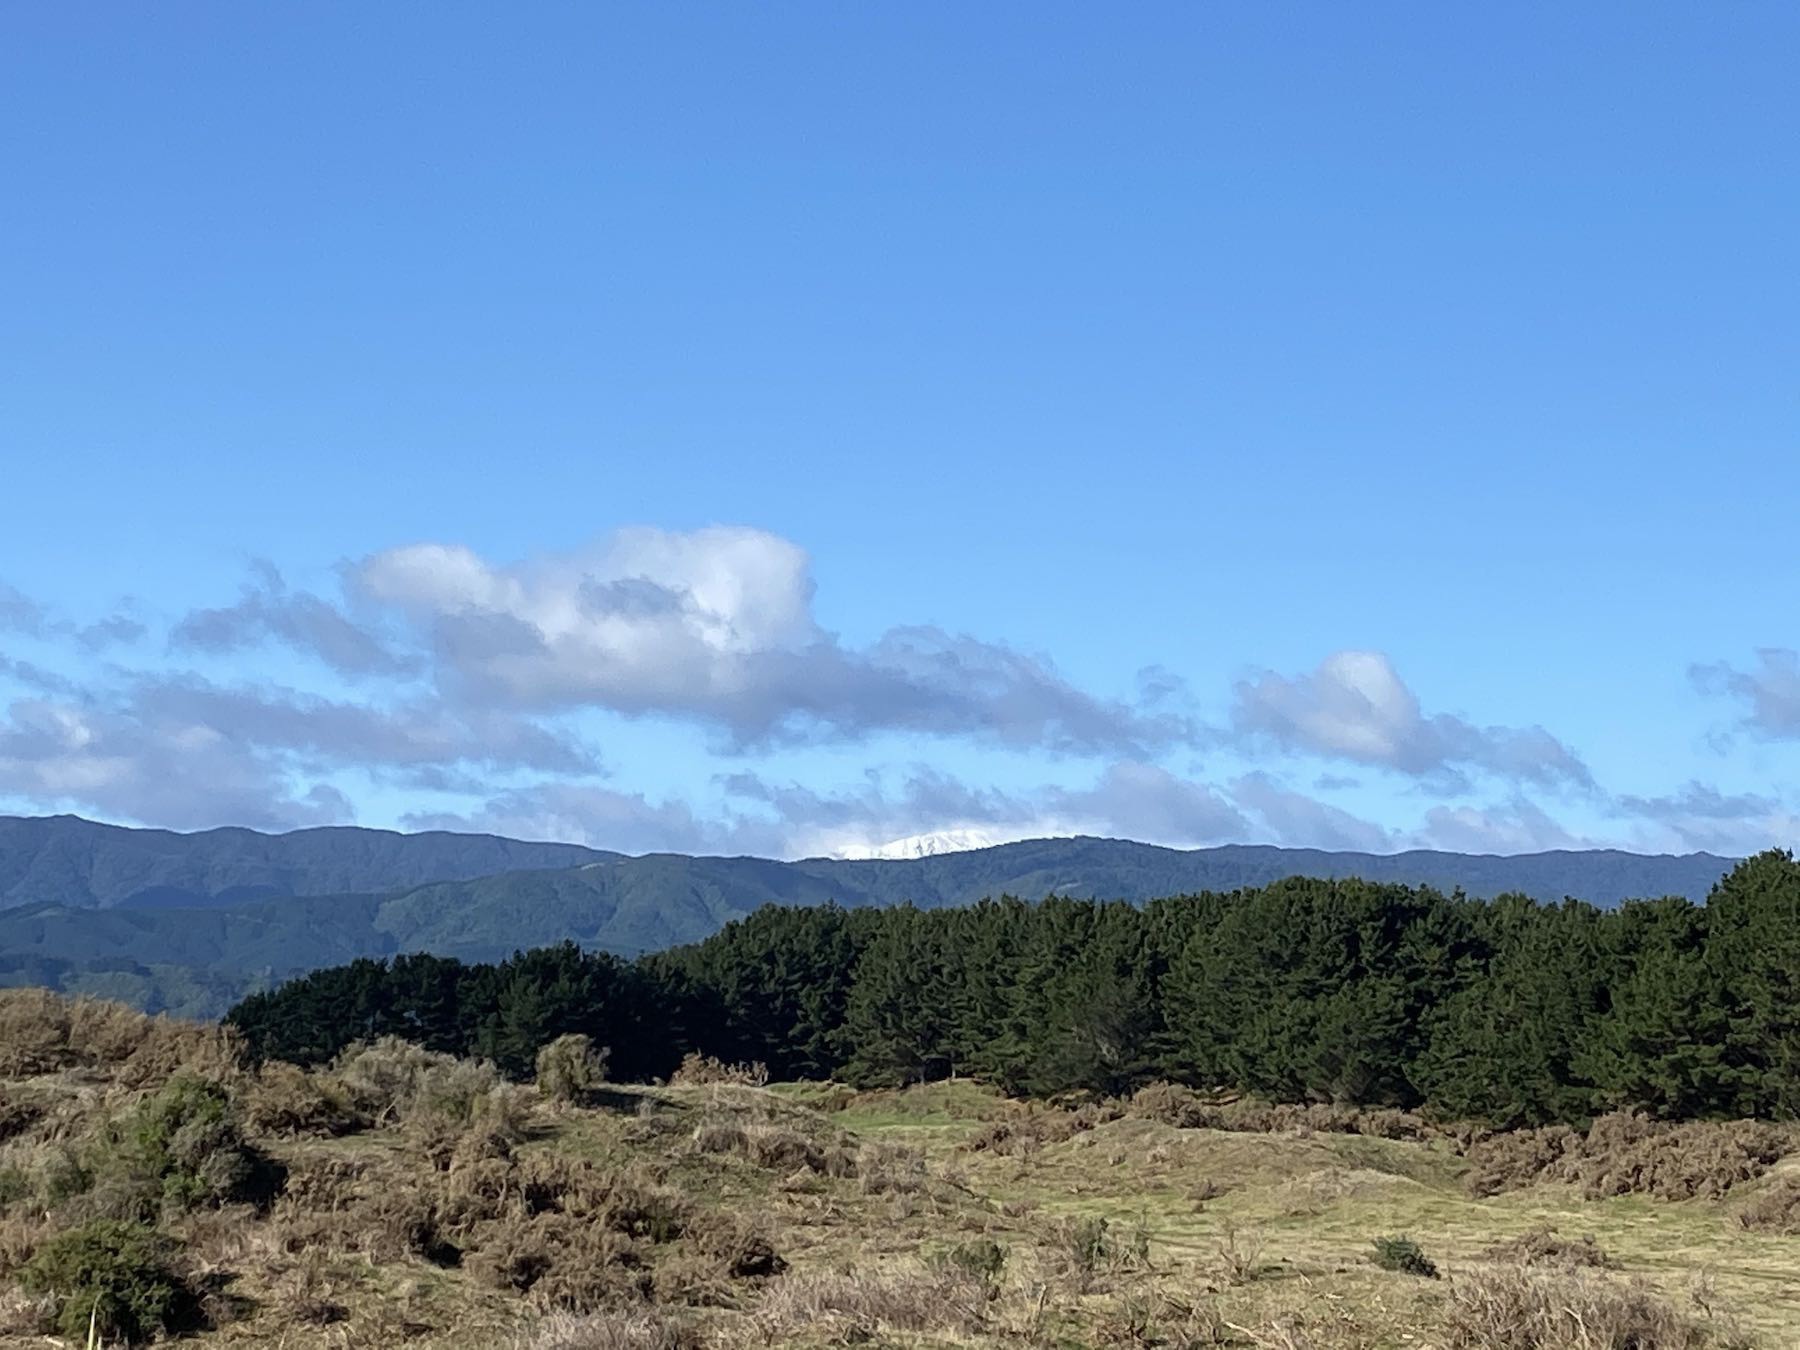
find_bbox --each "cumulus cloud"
[77,613,147,650]
[0,583,48,636]
[1693,650,1800,739]
[1231,650,1593,789]
[130,678,599,775]
[1231,772,1395,853]
[0,696,353,830]
[355,528,1186,754]
[1412,798,1590,854]
[173,562,413,676]
[1617,781,1797,855]
[0,677,599,831]
[0,539,1626,854]
[405,783,782,856]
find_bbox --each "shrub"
[0,1167,29,1209]
[109,1075,283,1212]
[753,1267,990,1340]
[1372,1235,1438,1278]
[41,1148,94,1208]
[857,1141,926,1195]
[941,1237,1007,1282]
[466,1214,652,1310]
[669,1052,768,1087]
[1443,1265,1743,1348]
[961,1108,1093,1156]
[1465,1114,1793,1201]
[537,1035,610,1102]
[335,1037,515,1133]
[510,1309,701,1350]
[241,1062,367,1137]
[689,1122,748,1156]
[1735,1176,1800,1233]
[17,1220,195,1345]
[1483,1226,1614,1269]
[0,1092,44,1144]
[1063,1215,1111,1273]
[0,990,240,1086]
[742,1126,826,1174]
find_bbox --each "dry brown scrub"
[1443,1265,1750,1349]
[1463,1113,1793,1199]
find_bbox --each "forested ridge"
[226,850,1800,1129]
[0,818,1738,1020]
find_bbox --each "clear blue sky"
[2,4,1796,857]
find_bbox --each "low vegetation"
[3,990,1798,1346]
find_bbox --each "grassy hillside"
[0,990,1791,1347]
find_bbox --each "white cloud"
[1617,781,1798,855]
[1231,650,1593,789]
[1231,772,1395,852]
[1693,650,1800,739]
[1413,798,1590,854]
[172,561,413,676]
[355,527,1186,754]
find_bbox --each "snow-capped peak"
[835,828,1005,861]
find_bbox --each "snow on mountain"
[834,828,1009,861]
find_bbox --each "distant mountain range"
[0,814,1739,1018]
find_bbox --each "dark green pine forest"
[226,849,1800,1130]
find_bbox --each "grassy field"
[1,994,1796,1348]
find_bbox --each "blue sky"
[2,4,1797,857]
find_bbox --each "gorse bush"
[0,990,239,1086]
[17,1219,195,1345]
[1372,1234,1438,1278]
[335,1036,512,1131]
[242,1061,367,1137]
[1443,1265,1745,1349]
[537,1034,609,1102]
[109,1075,282,1213]
[669,1052,768,1087]
[941,1237,1007,1282]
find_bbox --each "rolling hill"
[0,814,611,908]
[0,816,1739,1017]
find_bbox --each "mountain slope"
[0,822,1741,1018]
[0,814,613,909]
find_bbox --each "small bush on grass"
[0,1166,29,1209]
[537,1035,611,1102]
[242,1062,366,1137]
[669,1053,768,1087]
[335,1037,510,1130]
[108,1074,284,1213]
[754,1266,990,1340]
[1465,1113,1793,1201]
[1064,1215,1111,1273]
[1483,1226,1614,1269]
[1444,1265,1747,1349]
[941,1237,1007,1283]
[510,1309,702,1350]
[0,1092,43,1144]
[17,1219,197,1345]
[1734,1175,1800,1233]
[1372,1234,1439,1278]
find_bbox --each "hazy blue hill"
[0,817,1740,1016]
[0,814,612,909]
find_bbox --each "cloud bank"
[0,526,1792,856]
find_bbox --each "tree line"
[223,850,1800,1128]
